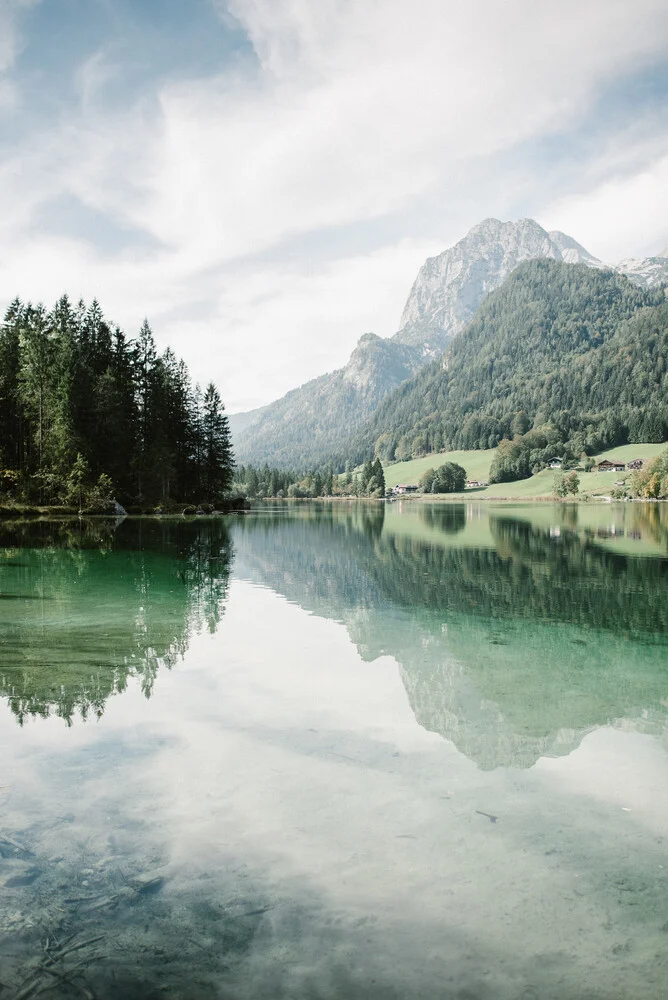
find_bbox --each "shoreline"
[1,496,665,520]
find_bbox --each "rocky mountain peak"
[393,218,604,351]
[616,255,668,289]
[342,331,421,391]
[547,230,603,266]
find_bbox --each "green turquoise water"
[0,503,667,999]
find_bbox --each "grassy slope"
[383,449,496,488]
[383,442,667,499]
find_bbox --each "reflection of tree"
[234,504,668,637]
[626,503,668,552]
[419,504,466,535]
[231,504,668,768]
[0,518,232,725]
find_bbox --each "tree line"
[233,458,386,498]
[0,296,234,509]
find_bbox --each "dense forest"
[234,459,385,498]
[0,296,234,509]
[342,261,668,469]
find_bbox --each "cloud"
[1,0,667,409]
[0,0,41,109]
[165,239,443,412]
[127,0,668,264]
[541,150,668,261]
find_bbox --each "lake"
[1,502,667,999]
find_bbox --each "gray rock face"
[394,218,604,352]
[615,254,668,290]
[232,332,423,467]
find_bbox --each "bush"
[628,449,668,498]
[419,462,467,493]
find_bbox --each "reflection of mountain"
[0,518,232,724]
[231,504,668,769]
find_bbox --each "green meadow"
[383,442,667,500]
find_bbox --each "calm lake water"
[1,502,667,999]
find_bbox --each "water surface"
[1,503,667,999]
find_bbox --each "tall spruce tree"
[201,382,234,500]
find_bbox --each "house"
[627,458,644,470]
[395,484,418,494]
[548,457,563,469]
[596,460,625,472]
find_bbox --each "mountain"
[232,219,667,468]
[227,404,269,440]
[344,259,668,465]
[231,333,424,469]
[393,217,603,350]
[615,253,668,290]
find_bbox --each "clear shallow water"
[0,503,667,999]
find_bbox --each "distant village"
[385,457,646,497]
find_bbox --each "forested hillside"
[0,297,234,508]
[343,261,668,466]
[231,219,668,471]
[232,332,423,468]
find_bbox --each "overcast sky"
[1,0,667,412]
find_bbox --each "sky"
[1,0,667,413]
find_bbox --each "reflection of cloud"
[2,580,668,998]
[536,727,668,835]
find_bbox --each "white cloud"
[1,0,667,409]
[122,0,668,265]
[166,239,442,412]
[541,151,668,262]
[0,0,40,109]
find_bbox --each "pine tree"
[372,458,385,495]
[201,382,234,500]
[0,299,25,471]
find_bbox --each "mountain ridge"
[232,218,668,468]
[342,258,668,466]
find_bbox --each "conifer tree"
[372,458,385,495]
[201,382,234,500]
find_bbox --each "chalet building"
[596,460,625,472]
[627,458,644,470]
[395,484,418,494]
[548,457,563,469]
